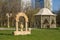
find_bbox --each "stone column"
[41,15,42,28]
[50,16,51,28]
[16,21,18,31]
[55,16,56,28]
[26,22,28,31]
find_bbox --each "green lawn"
[0,29,60,40]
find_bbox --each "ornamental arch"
[15,12,28,31]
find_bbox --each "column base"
[14,31,31,35]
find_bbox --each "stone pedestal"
[14,28,31,35]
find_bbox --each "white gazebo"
[35,8,56,28]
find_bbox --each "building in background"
[32,0,52,11]
[31,0,35,9]
[40,0,44,9]
[44,0,52,11]
[31,0,44,9]
[35,0,41,9]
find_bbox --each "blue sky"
[53,0,60,11]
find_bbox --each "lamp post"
[6,13,12,28]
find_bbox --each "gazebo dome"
[35,8,55,15]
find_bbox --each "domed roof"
[35,8,55,15]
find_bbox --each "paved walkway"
[0,28,36,30]
[0,28,15,30]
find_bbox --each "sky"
[53,0,60,11]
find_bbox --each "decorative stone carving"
[14,12,31,35]
[20,22,23,31]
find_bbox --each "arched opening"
[51,19,55,27]
[18,16,25,31]
[43,19,49,28]
[51,19,55,24]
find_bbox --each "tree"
[26,8,40,28]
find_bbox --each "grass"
[0,29,60,40]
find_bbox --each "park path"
[0,28,15,30]
[0,28,38,30]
